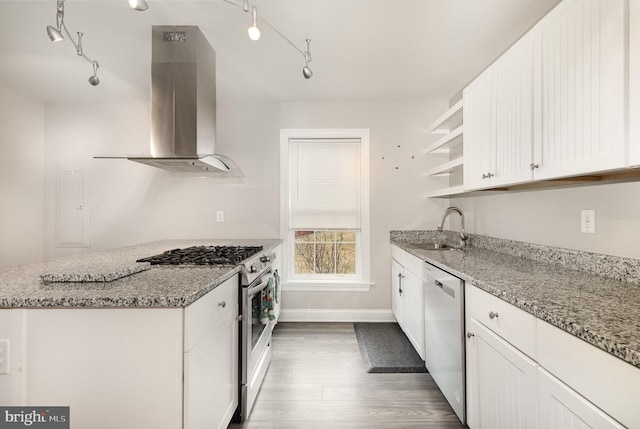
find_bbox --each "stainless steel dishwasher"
[423,261,465,425]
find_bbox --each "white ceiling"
[0,0,560,103]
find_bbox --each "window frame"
[280,129,371,292]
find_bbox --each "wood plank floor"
[229,322,467,429]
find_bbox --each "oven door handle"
[247,277,271,298]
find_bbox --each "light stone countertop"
[391,231,640,369]
[0,239,281,309]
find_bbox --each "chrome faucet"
[437,207,468,248]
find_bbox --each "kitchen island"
[392,230,640,428]
[0,239,280,429]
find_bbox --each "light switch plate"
[0,339,9,374]
[216,211,224,223]
[581,210,596,234]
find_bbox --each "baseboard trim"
[278,309,395,323]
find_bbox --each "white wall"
[450,181,640,259]
[0,87,44,267]
[42,100,282,260]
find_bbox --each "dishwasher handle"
[427,277,456,299]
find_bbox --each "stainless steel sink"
[412,243,461,251]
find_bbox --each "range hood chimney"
[126,26,243,178]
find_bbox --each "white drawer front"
[184,274,238,352]
[468,286,537,360]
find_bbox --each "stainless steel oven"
[236,251,277,422]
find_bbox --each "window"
[294,230,357,275]
[280,129,370,291]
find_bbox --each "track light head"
[248,6,261,41]
[46,25,64,42]
[88,61,100,86]
[128,0,149,11]
[302,38,312,79]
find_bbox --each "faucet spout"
[437,207,468,248]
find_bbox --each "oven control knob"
[260,255,271,263]
[250,264,257,273]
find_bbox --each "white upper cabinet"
[464,32,535,191]
[462,0,628,193]
[532,0,627,179]
[491,32,535,187]
[463,67,493,191]
[630,0,640,166]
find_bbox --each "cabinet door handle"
[466,331,475,338]
[398,273,404,295]
[218,301,226,308]
[489,311,499,319]
[530,163,539,171]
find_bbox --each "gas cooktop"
[136,245,264,266]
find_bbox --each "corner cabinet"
[425,100,465,198]
[391,245,425,360]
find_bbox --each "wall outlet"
[581,210,596,234]
[216,211,224,223]
[0,339,9,374]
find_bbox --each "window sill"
[283,280,373,292]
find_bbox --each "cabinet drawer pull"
[489,311,499,319]
[218,301,226,308]
[466,331,475,338]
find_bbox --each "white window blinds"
[289,138,362,229]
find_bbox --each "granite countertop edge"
[0,239,280,309]
[391,238,640,370]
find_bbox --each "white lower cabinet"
[391,258,404,327]
[18,274,239,429]
[466,285,631,429]
[184,276,239,429]
[538,368,625,429]
[400,268,424,359]
[466,318,538,429]
[390,245,425,360]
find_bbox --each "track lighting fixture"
[45,0,101,86]
[302,38,313,79]
[247,6,261,41]
[223,0,314,79]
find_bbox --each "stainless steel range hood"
[101,26,243,178]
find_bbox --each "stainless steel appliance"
[137,244,279,422]
[97,26,243,178]
[236,250,277,422]
[423,261,466,424]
